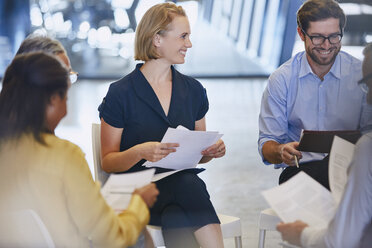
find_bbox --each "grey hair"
[16,34,66,56]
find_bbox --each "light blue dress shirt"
[301,132,372,248]
[258,51,372,168]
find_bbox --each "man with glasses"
[258,0,372,189]
[276,42,372,248]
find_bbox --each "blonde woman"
[99,3,225,248]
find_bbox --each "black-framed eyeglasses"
[358,73,372,93]
[69,70,79,84]
[301,28,343,46]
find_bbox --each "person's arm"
[262,140,302,166]
[277,221,327,248]
[258,70,303,166]
[320,134,372,248]
[63,143,153,247]
[195,117,225,164]
[100,118,178,173]
[278,134,372,248]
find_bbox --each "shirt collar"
[328,53,341,79]
[132,63,176,125]
[299,52,312,78]
[299,51,341,79]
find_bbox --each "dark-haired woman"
[0,52,158,247]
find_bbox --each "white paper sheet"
[329,136,355,205]
[143,126,223,170]
[262,172,336,228]
[151,170,181,182]
[101,169,155,212]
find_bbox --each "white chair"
[91,123,109,185]
[92,123,243,248]
[258,208,281,248]
[0,209,55,248]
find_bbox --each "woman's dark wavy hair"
[0,52,68,144]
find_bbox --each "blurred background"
[1,0,372,79]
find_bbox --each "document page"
[101,169,155,212]
[329,136,355,205]
[144,126,223,170]
[262,172,336,228]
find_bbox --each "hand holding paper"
[262,171,336,228]
[138,141,179,162]
[101,169,155,212]
[133,183,159,208]
[262,137,356,228]
[144,126,223,170]
[201,138,226,158]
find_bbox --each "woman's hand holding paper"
[138,142,179,162]
[201,139,226,158]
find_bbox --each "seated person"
[276,42,372,248]
[98,3,226,248]
[258,0,372,190]
[0,52,159,247]
[15,34,79,84]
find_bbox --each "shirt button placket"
[318,81,325,129]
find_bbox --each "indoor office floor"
[56,77,283,248]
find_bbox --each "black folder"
[298,130,361,153]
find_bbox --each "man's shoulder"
[270,51,305,81]
[338,50,362,66]
[336,51,362,77]
[339,50,361,62]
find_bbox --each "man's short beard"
[306,46,340,66]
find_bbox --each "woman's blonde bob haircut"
[134,2,186,61]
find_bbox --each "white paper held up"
[329,136,355,205]
[262,172,336,228]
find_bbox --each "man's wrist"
[277,143,285,162]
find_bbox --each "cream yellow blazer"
[0,133,149,247]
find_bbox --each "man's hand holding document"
[143,126,223,170]
[262,136,356,228]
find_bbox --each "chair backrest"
[92,123,110,186]
[0,209,55,248]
